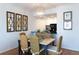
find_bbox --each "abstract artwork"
[22,15,28,31]
[63,11,72,21]
[64,21,72,30]
[7,11,28,32]
[7,11,15,32]
[63,11,72,30]
[16,14,22,31]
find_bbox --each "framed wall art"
[64,21,72,30]
[63,11,72,30]
[7,11,15,32]
[6,11,28,32]
[16,13,22,31]
[22,15,28,31]
[63,11,72,21]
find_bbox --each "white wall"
[45,17,57,25]
[56,4,79,51]
[0,3,36,53]
[35,19,46,31]
[34,17,57,31]
[45,8,57,14]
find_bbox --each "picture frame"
[46,25,51,30]
[22,15,28,31]
[6,11,15,32]
[63,11,72,21]
[64,21,72,30]
[6,11,28,32]
[16,13,22,31]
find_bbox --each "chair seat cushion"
[47,46,57,52]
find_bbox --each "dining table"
[39,38,55,54]
[18,37,55,55]
[28,38,55,55]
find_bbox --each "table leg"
[45,45,49,55]
[41,45,48,55]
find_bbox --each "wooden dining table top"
[39,38,55,45]
[28,37,55,46]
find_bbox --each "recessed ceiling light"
[36,11,44,16]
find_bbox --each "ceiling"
[14,3,64,19]
[15,3,63,12]
[34,13,57,19]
